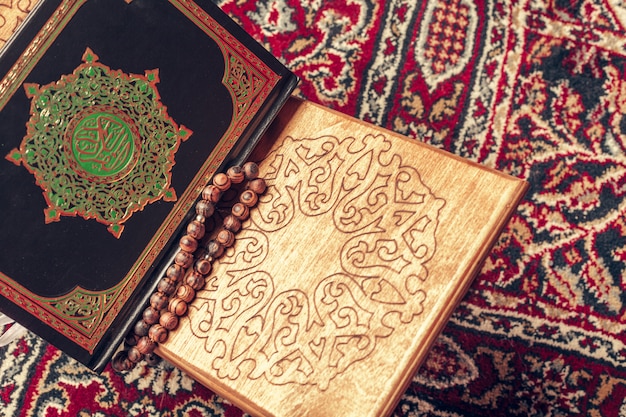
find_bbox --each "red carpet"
[2,0,626,415]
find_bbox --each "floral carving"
[188,133,445,390]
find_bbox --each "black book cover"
[0,0,298,371]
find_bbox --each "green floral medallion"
[7,48,191,237]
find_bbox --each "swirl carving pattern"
[189,134,445,390]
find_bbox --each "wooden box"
[158,98,528,417]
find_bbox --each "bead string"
[112,162,266,372]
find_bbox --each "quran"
[0,0,297,371]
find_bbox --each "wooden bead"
[227,166,245,183]
[174,250,194,268]
[127,346,144,363]
[195,200,215,217]
[195,258,212,275]
[223,214,241,233]
[112,351,132,372]
[186,220,205,240]
[134,319,149,337]
[124,337,138,350]
[217,229,235,247]
[247,178,266,194]
[166,264,184,281]
[186,270,206,291]
[206,240,224,258]
[239,189,258,207]
[124,333,139,347]
[242,161,259,180]
[149,291,168,311]
[202,184,222,203]
[148,324,168,344]
[169,297,188,316]
[179,234,198,253]
[231,202,249,221]
[212,172,231,191]
[176,284,195,303]
[157,276,177,295]
[136,336,156,355]
[145,353,161,366]
[159,311,179,330]
[142,306,160,325]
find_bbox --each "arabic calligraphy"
[67,106,140,182]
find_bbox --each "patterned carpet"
[2,0,626,415]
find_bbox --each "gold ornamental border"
[0,0,282,353]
